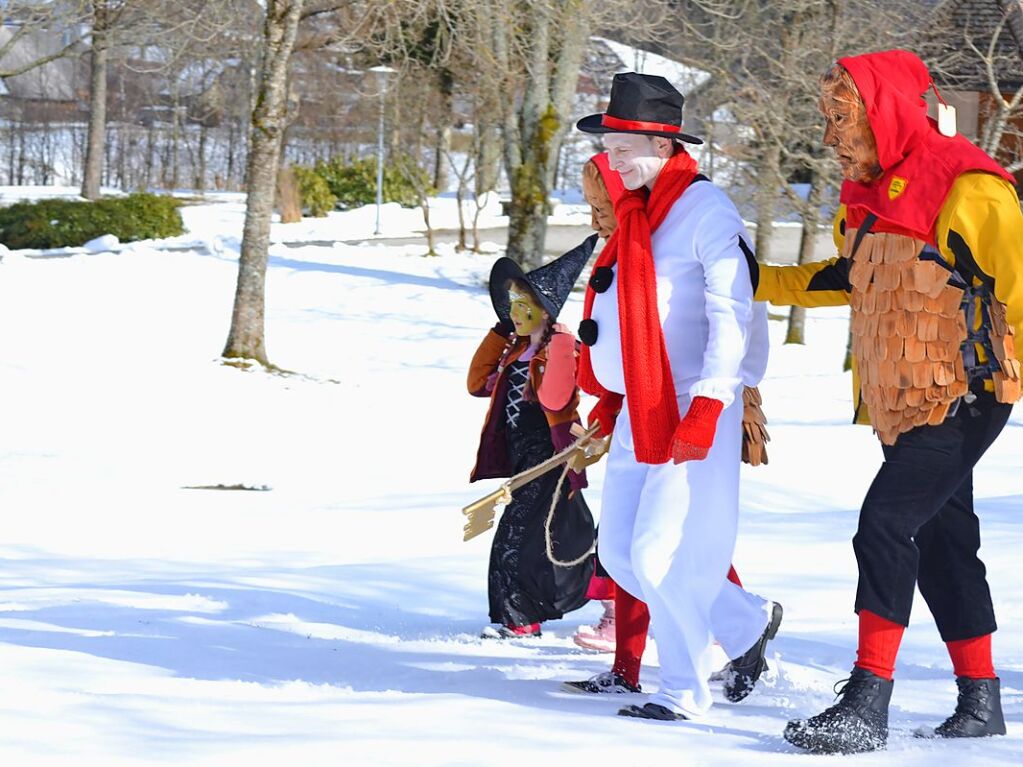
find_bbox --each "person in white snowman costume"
[574,72,782,721]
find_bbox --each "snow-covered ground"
[0,194,1020,766]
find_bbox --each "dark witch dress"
[488,359,595,626]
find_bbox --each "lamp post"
[368,66,395,236]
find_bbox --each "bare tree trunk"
[422,199,437,256]
[502,4,546,268]
[431,66,454,192]
[42,122,53,185]
[145,122,156,189]
[432,125,449,192]
[455,185,467,251]
[116,124,126,189]
[226,118,237,188]
[276,165,302,223]
[223,0,304,366]
[16,124,26,185]
[472,117,500,252]
[396,84,438,254]
[844,323,854,371]
[197,122,209,195]
[753,143,780,263]
[445,131,474,251]
[82,0,110,200]
[160,128,172,188]
[979,84,1023,163]
[115,63,127,189]
[996,0,1023,55]
[170,83,182,190]
[6,122,14,185]
[472,200,484,252]
[74,124,85,186]
[505,9,589,268]
[785,174,824,344]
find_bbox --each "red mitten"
[588,393,623,437]
[671,396,724,464]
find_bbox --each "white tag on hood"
[938,103,957,137]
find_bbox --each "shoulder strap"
[849,212,878,259]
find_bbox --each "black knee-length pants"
[853,389,1012,641]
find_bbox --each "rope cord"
[542,462,595,568]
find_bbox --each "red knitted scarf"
[578,149,699,464]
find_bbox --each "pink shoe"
[573,600,616,652]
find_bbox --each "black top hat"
[576,72,702,144]
[490,234,598,323]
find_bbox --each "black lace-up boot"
[783,667,893,754]
[933,677,1006,738]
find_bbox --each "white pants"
[598,393,769,718]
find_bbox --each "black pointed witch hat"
[490,234,598,322]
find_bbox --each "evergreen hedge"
[0,193,185,250]
[293,166,337,217]
[314,156,432,210]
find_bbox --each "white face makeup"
[601,133,672,190]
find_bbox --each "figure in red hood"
[750,49,1023,754]
[833,50,1013,241]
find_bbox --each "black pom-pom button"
[589,266,614,294]
[579,319,599,346]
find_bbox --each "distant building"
[0,24,82,107]
[920,0,1023,178]
[561,37,718,188]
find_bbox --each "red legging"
[612,566,742,688]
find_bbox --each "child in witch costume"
[566,152,771,697]
[569,73,782,721]
[749,50,1023,754]
[468,237,599,639]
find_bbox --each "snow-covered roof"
[0,26,78,102]
[592,37,711,94]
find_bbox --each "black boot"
[931,677,1006,738]
[783,667,893,754]
[618,702,687,721]
[724,601,783,702]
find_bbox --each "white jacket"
[589,180,768,408]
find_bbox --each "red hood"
[839,50,932,172]
[590,151,626,203]
[838,49,1013,241]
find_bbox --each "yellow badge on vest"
[888,177,908,200]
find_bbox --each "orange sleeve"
[467,329,509,396]
[537,332,578,412]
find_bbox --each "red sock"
[609,568,739,688]
[611,586,650,687]
[855,610,905,681]
[727,565,742,588]
[947,634,996,679]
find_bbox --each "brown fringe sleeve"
[741,386,770,466]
